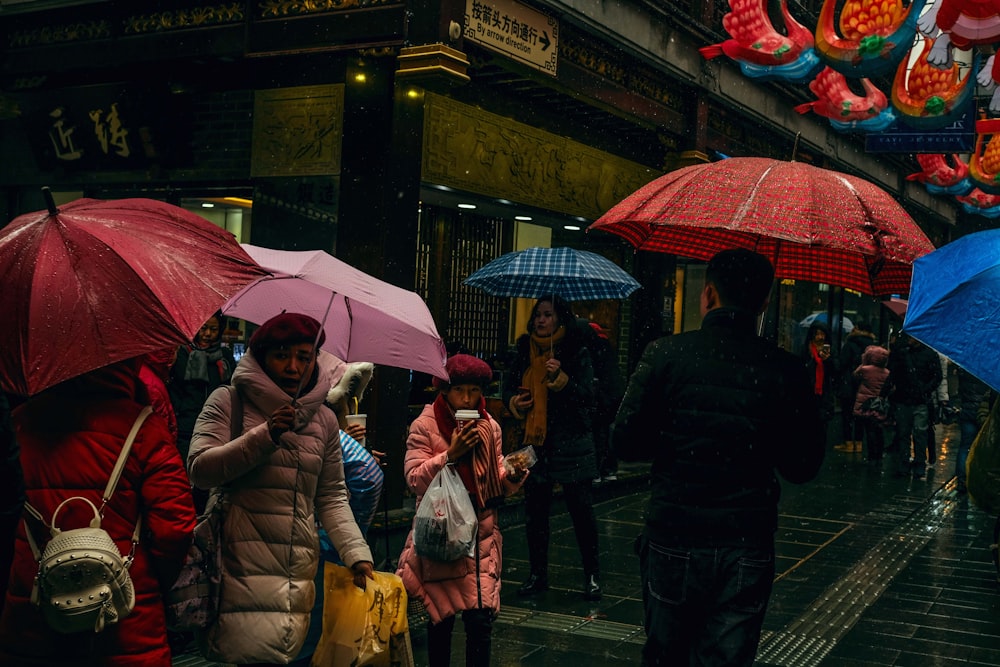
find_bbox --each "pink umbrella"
[222,245,448,379]
[882,297,908,319]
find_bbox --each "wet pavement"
[174,421,1000,666]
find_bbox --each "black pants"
[524,476,600,577]
[636,535,774,667]
[426,608,493,667]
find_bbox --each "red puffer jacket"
[0,361,196,667]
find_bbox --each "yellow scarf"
[522,326,566,446]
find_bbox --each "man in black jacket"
[885,333,943,479]
[613,249,825,667]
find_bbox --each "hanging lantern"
[905,153,973,195]
[794,66,895,131]
[699,0,822,83]
[969,117,1000,194]
[815,0,928,78]
[891,35,975,129]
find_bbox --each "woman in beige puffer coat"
[188,313,373,665]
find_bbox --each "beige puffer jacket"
[187,350,372,665]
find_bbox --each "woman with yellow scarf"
[506,295,602,601]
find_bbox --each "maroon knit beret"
[433,353,493,390]
[249,312,326,359]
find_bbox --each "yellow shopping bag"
[312,563,414,667]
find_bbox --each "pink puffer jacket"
[853,345,890,416]
[396,405,521,624]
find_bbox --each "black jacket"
[505,325,598,483]
[884,340,942,406]
[612,308,825,548]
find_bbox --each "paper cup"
[345,413,367,446]
[454,409,480,429]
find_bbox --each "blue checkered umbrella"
[463,247,641,301]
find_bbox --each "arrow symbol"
[539,31,551,51]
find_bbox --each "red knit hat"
[249,312,326,359]
[433,353,493,389]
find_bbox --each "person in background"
[396,354,527,667]
[187,313,373,666]
[925,352,951,469]
[169,312,236,462]
[852,344,891,465]
[835,320,876,453]
[0,392,23,616]
[612,249,825,667]
[293,361,384,667]
[506,296,603,601]
[0,359,195,666]
[956,366,992,494]
[884,333,942,479]
[579,319,624,483]
[803,322,835,426]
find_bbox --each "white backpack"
[23,407,151,634]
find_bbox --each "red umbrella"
[0,193,267,396]
[589,157,935,296]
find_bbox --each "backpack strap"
[101,406,153,509]
[23,406,153,563]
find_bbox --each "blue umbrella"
[463,246,641,301]
[904,229,1000,391]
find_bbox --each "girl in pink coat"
[853,344,891,464]
[396,354,528,667]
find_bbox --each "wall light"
[563,224,581,231]
[514,215,532,221]
[354,73,367,84]
[201,202,215,208]
[457,203,477,209]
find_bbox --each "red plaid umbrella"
[588,157,935,296]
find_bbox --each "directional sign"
[865,104,975,154]
[464,0,558,76]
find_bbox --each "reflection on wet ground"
[176,423,1000,666]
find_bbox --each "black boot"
[517,573,549,596]
[583,574,602,601]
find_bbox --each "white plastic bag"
[413,465,477,562]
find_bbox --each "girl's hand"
[351,561,375,590]
[446,421,480,463]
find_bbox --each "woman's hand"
[351,561,375,590]
[545,357,562,381]
[267,404,296,445]
[446,421,480,463]
[512,390,534,413]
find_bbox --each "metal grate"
[415,205,506,360]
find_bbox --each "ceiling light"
[514,215,532,221]
[563,224,581,231]
[201,202,215,208]
[457,203,477,209]
[354,73,367,83]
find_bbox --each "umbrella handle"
[292,292,337,402]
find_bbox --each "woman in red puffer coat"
[0,358,196,666]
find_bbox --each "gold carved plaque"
[422,92,658,219]
[251,84,344,178]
